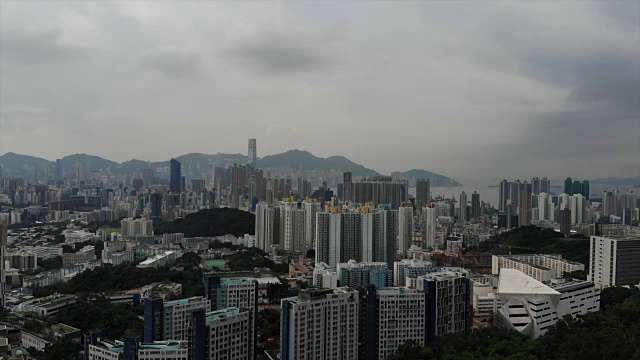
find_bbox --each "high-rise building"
[143,298,165,342]
[55,159,62,184]
[393,259,435,287]
[302,201,321,252]
[422,206,437,249]
[315,206,397,269]
[343,171,352,202]
[352,178,408,209]
[458,191,469,221]
[143,168,154,187]
[149,193,163,224]
[416,179,430,209]
[518,181,532,227]
[398,203,414,257]
[471,191,481,220]
[337,260,392,288]
[313,262,338,288]
[564,177,573,195]
[280,288,360,360]
[536,193,554,221]
[499,179,509,212]
[248,138,257,167]
[76,160,85,184]
[169,158,181,193]
[189,307,252,360]
[203,275,258,359]
[589,236,640,289]
[143,297,210,342]
[255,203,280,251]
[581,180,590,200]
[0,220,6,309]
[571,180,582,198]
[418,270,469,342]
[560,208,571,236]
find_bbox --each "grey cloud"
[230,32,333,75]
[140,50,205,78]
[0,29,83,65]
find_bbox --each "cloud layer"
[1,1,638,182]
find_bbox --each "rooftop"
[498,269,560,296]
[205,308,246,325]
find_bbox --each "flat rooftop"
[498,269,560,296]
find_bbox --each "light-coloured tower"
[248,138,257,166]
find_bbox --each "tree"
[305,248,315,259]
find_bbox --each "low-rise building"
[313,262,338,289]
[21,331,51,351]
[494,269,600,338]
[16,294,77,316]
[492,254,584,283]
[137,251,177,268]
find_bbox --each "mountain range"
[0,150,462,186]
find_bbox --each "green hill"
[257,149,380,178]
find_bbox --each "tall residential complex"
[422,206,437,249]
[518,181,532,227]
[343,171,353,202]
[255,201,319,253]
[471,191,480,220]
[459,191,468,221]
[393,259,435,287]
[418,270,470,342]
[531,177,551,195]
[203,275,258,359]
[315,205,397,269]
[351,177,408,209]
[337,260,392,287]
[248,138,257,166]
[398,203,414,257]
[169,158,181,193]
[281,288,360,360]
[415,179,430,209]
[190,307,252,360]
[143,297,210,342]
[588,236,640,289]
[282,283,468,360]
[0,220,6,309]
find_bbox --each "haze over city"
[1,1,639,182]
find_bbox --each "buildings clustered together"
[0,138,639,360]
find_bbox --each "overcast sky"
[1,1,638,182]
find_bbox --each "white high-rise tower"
[248,138,257,166]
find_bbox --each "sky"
[1,1,639,183]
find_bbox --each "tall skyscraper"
[55,159,62,184]
[581,180,590,200]
[418,271,470,342]
[422,206,437,249]
[518,181,532,227]
[143,168,154,187]
[471,191,480,220]
[143,297,210,342]
[459,191,468,221]
[343,171,352,202]
[248,138,257,167]
[149,192,163,223]
[416,179,430,209]
[398,203,414,257]
[572,180,582,198]
[0,220,7,309]
[564,177,573,195]
[499,179,509,212]
[169,158,181,193]
[76,160,85,184]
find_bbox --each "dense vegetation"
[388,287,640,360]
[226,247,289,273]
[32,252,203,298]
[470,226,590,266]
[154,208,255,237]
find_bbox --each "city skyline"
[1,1,638,181]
